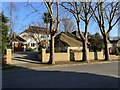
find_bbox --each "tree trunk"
[76,20,89,62]
[46,23,49,48]
[103,35,109,60]
[82,40,88,62]
[82,22,89,62]
[46,23,48,36]
[94,50,98,60]
[48,34,55,64]
[48,19,55,64]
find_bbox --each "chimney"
[29,25,32,29]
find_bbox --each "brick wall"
[39,47,104,63]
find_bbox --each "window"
[41,35,46,38]
[31,43,35,47]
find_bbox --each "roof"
[13,36,26,42]
[55,32,82,47]
[20,26,50,35]
[109,39,120,44]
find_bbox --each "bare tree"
[6,2,19,50]
[62,17,76,33]
[61,2,96,62]
[8,2,19,36]
[44,1,60,64]
[23,2,42,20]
[90,2,120,60]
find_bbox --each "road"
[3,61,119,88]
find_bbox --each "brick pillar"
[87,48,89,60]
[23,44,26,52]
[67,47,70,61]
[101,50,104,59]
[6,49,12,64]
[42,49,46,62]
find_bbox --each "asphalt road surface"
[2,61,119,88]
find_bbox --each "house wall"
[20,32,50,50]
[39,47,104,63]
[14,42,24,52]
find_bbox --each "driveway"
[12,51,41,67]
[2,61,119,88]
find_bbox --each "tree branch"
[61,3,77,14]
[28,3,41,15]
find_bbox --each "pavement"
[2,61,120,88]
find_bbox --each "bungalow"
[55,32,83,52]
[72,31,91,45]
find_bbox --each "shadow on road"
[2,65,119,88]
[15,51,40,61]
[13,51,44,64]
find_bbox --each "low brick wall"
[88,51,104,60]
[89,52,94,60]
[54,53,69,61]
[97,51,104,60]
[43,53,49,63]
[74,52,82,61]
[41,49,69,63]
[39,48,104,63]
